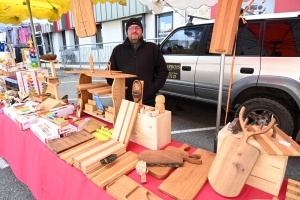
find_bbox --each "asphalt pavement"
[1,64,299,199]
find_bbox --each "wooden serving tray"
[159,148,215,200]
[46,131,94,154]
[74,117,108,133]
[250,126,300,156]
[107,175,162,200]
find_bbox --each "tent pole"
[26,0,41,68]
[214,53,225,153]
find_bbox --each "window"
[96,24,103,48]
[236,22,261,56]
[73,30,79,48]
[262,19,300,57]
[161,26,204,55]
[204,22,261,56]
[157,12,173,38]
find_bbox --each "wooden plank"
[64,70,122,74]
[46,131,94,154]
[112,78,126,125]
[112,99,130,141]
[209,0,244,55]
[158,148,215,200]
[76,82,109,90]
[107,175,162,200]
[70,0,96,38]
[252,126,300,156]
[59,138,103,164]
[87,86,112,95]
[118,101,139,146]
[91,151,138,189]
[74,117,108,133]
[286,179,300,200]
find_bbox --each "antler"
[239,106,276,137]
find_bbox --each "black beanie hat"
[126,18,143,33]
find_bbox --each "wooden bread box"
[130,110,171,150]
[218,126,288,196]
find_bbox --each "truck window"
[161,27,204,55]
[262,19,300,57]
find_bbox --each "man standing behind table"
[107,18,169,107]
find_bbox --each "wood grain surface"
[74,117,107,133]
[158,148,215,200]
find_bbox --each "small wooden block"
[88,99,97,106]
[74,117,107,133]
[85,103,96,112]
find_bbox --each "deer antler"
[239,106,276,138]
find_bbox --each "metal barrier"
[59,38,164,68]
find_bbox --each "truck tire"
[234,97,295,138]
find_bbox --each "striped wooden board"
[88,151,138,189]
[46,131,94,154]
[73,139,126,175]
[111,99,139,147]
[58,138,105,165]
[250,126,300,156]
[286,179,300,200]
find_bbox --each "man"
[107,18,169,106]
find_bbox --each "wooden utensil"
[147,144,190,179]
[138,148,201,167]
[208,106,276,197]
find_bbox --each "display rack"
[64,70,136,125]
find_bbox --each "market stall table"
[0,112,288,199]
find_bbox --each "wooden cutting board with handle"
[138,148,202,167]
[208,106,276,197]
[147,144,190,179]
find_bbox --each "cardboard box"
[30,123,60,144]
[49,105,75,117]
[3,106,20,122]
[15,114,38,130]
[37,117,76,136]
[16,71,39,96]
[130,110,171,150]
[31,69,49,94]
[217,126,288,196]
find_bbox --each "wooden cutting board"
[74,117,108,133]
[147,144,190,179]
[208,107,276,197]
[286,179,300,200]
[158,148,215,200]
[46,131,94,154]
[87,151,138,189]
[138,148,201,167]
[70,0,97,38]
[107,175,162,200]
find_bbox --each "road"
[1,68,299,199]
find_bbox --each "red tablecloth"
[0,112,287,200]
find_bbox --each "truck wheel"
[234,97,296,138]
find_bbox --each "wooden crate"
[130,110,171,150]
[218,127,288,196]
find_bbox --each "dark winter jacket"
[107,37,169,106]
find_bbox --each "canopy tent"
[0,0,127,67]
[138,0,218,14]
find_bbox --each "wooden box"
[130,110,171,150]
[218,127,288,196]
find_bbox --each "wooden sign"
[70,0,97,38]
[209,0,244,55]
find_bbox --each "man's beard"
[129,38,140,44]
